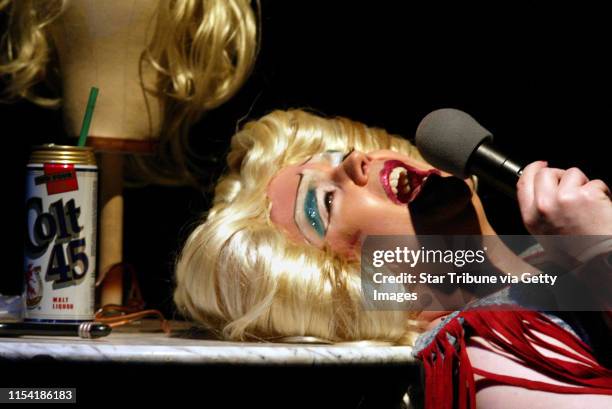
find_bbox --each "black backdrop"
[2,1,610,318]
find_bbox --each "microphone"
[415,108,524,198]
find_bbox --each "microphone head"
[415,108,493,178]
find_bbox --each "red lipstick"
[379,160,440,204]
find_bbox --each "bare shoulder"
[467,331,612,409]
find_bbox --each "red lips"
[379,160,440,204]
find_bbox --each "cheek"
[327,191,415,255]
[349,190,415,234]
[359,208,416,236]
[326,230,362,260]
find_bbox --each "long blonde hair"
[174,109,425,345]
[0,0,259,183]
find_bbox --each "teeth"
[390,167,404,182]
[390,167,409,196]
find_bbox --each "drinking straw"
[77,87,99,147]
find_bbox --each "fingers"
[584,179,612,200]
[517,162,581,232]
[558,167,589,193]
[517,161,547,224]
[517,162,611,235]
[533,167,565,213]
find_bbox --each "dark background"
[2,1,610,318]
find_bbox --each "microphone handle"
[468,141,524,199]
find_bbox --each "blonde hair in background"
[174,109,426,345]
[0,0,64,107]
[0,0,259,184]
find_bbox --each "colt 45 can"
[24,145,98,322]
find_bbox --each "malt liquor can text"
[24,145,98,322]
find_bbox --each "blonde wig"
[174,109,427,345]
[0,0,259,183]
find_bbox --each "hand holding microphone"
[517,161,612,264]
[415,108,612,262]
[517,161,612,237]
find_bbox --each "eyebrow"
[298,149,341,167]
[299,155,314,166]
[294,172,304,220]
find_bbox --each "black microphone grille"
[415,108,493,178]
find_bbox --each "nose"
[337,150,370,186]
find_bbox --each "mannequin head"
[174,109,490,344]
[0,0,259,182]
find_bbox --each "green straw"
[77,87,99,147]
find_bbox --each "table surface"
[0,320,417,366]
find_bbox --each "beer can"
[24,145,98,322]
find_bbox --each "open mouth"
[380,160,441,204]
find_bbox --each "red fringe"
[418,309,612,409]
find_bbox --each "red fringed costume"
[417,309,612,409]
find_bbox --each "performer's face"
[267,149,484,259]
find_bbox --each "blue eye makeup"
[304,188,325,237]
[294,149,351,243]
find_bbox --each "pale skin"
[267,150,612,408]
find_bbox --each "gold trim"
[29,144,97,165]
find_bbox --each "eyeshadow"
[304,188,325,237]
[295,151,348,242]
